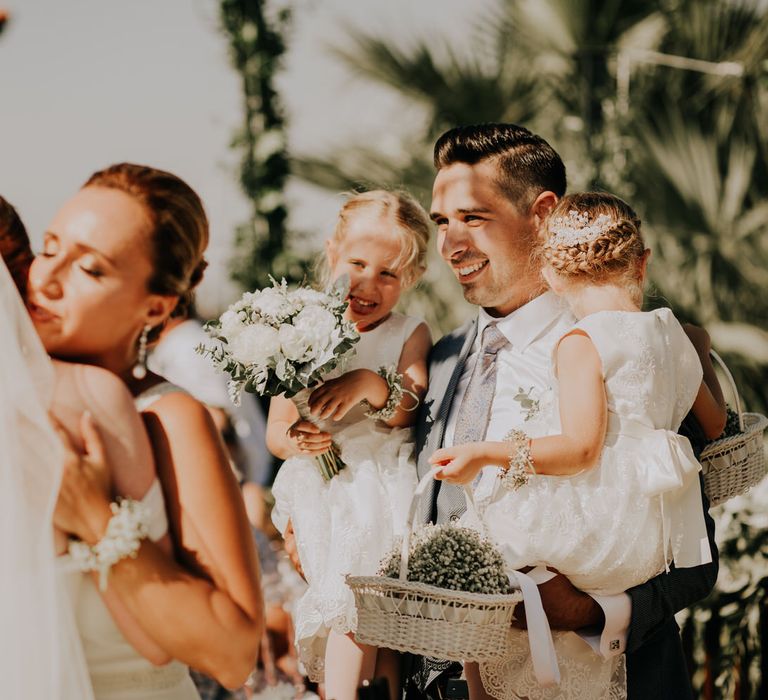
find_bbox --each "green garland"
[220,0,307,290]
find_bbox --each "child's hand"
[430,443,490,485]
[286,420,332,456]
[308,369,387,422]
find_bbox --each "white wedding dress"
[475,308,710,700]
[271,312,422,682]
[57,383,200,700]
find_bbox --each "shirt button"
[450,514,460,522]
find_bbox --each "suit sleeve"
[626,413,719,652]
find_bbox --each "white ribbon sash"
[507,568,561,687]
[605,413,712,569]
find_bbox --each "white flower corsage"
[68,498,151,590]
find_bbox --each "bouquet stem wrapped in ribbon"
[289,387,346,480]
[197,277,359,481]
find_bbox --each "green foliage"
[679,486,768,700]
[220,0,310,290]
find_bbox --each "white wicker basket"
[347,471,522,662]
[700,351,767,507]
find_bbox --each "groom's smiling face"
[431,160,542,317]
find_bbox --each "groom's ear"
[530,191,559,230]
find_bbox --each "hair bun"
[189,258,208,288]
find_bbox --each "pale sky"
[0,0,489,313]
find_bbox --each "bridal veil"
[0,257,94,698]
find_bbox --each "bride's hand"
[51,412,113,545]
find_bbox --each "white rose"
[291,288,328,306]
[229,324,281,367]
[254,287,294,321]
[233,291,259,314]
[293,305,337,347]
[219,309,245,341]
[278,323,314,362]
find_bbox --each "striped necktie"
[435,322,509,523]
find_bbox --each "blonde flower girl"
[268,190,432,700]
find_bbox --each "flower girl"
[431,192,726,700]
[267,190,432,700]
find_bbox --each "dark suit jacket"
[414,322,719,700]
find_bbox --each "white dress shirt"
[443,291,630,659]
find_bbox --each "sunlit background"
[2,2,767,697]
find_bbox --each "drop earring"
[132,324,151,380]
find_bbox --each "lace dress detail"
[271,313,422,682]
[477,308,706,700]
[58,382,200,700]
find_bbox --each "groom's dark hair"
[434,123,566,211]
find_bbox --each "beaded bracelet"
[68,498,151,591]
[364,365,422,422]
[498,429,535,491]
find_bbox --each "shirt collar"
[477,291,570,351]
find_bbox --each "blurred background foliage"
[290,0,767,418]
[221,1,767,697]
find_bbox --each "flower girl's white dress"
[58,383,201,700]
[271,312,422,682]
[475,308,710,700]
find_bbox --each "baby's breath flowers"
[379,524,512,595]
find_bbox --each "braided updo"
[541,192,645,292]
[84,163,209,325]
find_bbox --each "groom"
[409,123,718,700]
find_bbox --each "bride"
[1,201,95,699]
[1,170,263,699]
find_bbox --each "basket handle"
[709,350,745,432]
[398,468,481,581]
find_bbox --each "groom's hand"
[513,572,604,631]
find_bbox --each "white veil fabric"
[0,257,94,698]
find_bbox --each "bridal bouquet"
[378,524,512,595]
[198,277,359,480]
